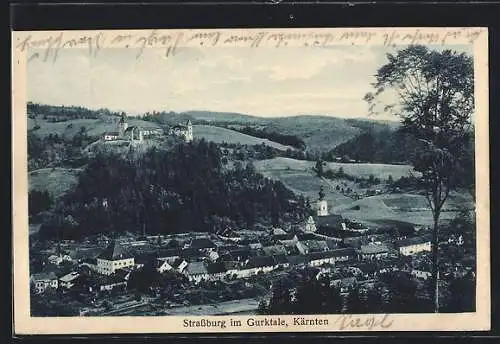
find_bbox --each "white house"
[184,261,209,283]
[96,241,135,275]
[395,236,432,256]
[156,256,188,274]
[31,272,58,294]
[59,271,80,289]
[359,242,391,260]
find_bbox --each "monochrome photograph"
[12,28,489,333]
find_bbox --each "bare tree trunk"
[432,213,440,313]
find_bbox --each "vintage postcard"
[12,27,490,334]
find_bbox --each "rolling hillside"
[193,125,297,151]
[185,111,400,153]
[330,192,474,227]
[254,157,416,180]
[28,117,163,138]
[29,167,81,199]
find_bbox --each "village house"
[47,251,73,266]
[186,238,217,252]
[274,233,297,246]
[273,254,290,269]
[236,256,277,278]
[394,235,432,256]
[262,244,288,256]
[85,274,128,293]
[31,272,58,294]
[184,261,210,283]
[314,214,346,237]
[206,262,227,281]
[286,254,310,267]
[359,242,391,260]
[58,271,81,289]
[156,257,188,274]
[170,120,194,143]
[96,241,135,275]
[296,239,329,255]
[308,247,357,267]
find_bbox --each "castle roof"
[98,241,134,261]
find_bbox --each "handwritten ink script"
[15,28,485,63]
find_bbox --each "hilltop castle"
[102,113,193,143]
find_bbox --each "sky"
[27,44,473,120]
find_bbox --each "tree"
[365,45,474,312]
[345,287,364,314]
[314,159,325,178]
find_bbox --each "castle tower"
[316,186,329,217]
[185,120,193,142]
[118,113,128,137]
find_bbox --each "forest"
[27,102,119,121]
[37,139,312,240]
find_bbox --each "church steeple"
[316,186,328,216]
[318,185,325,201]
[118,112,128,137]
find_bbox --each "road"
[164,298,260,316]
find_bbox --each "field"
[254,157,416,180]
[254,157,472,227]
[29,167,81,199]
[331,192,474,227]
[193,125,296,151]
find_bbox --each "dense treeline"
[28,129,95,170]
[27,102,119,121]
[234,126,306,150]
[38,140,311,240]
[141,111,197,126]
[325,129,424,164]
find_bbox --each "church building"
[170,120,193,143]
[316,185,329,217]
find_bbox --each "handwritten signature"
[336,314,394,331]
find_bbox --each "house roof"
[262,245,287,256]
[355,262,378,274]
[104,132,119,136]
[272,254,288,265]
[315,214,344,228]
[124,126,139,132]
[31,272,58,281]
[98,241,134,261]
[59,272,80,283]
[206,262,227,274]
[190,238,217,249]
[186,262,208,275]
[395,235,432,248]
[300,240,329,252]
[247,256,276,268]
[360,243,390,255]
[286,255,309,265]
[229,248,253,261]
[297,233,318,241]
[114,268,133,279]
[273,228,287,235]
[274,233,296,241]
